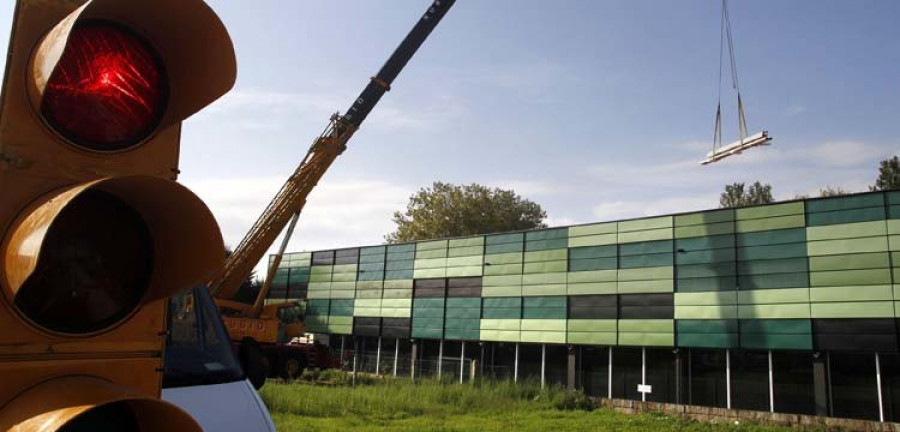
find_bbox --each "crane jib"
[342,0,456,128]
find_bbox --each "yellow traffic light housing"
[0,0,236,429]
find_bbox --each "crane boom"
[209,0,456,301]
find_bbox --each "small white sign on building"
[637,384,652,394]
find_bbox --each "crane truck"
[206,0,456,389]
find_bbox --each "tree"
[871,156,900,191]
[818,186,848,197]
[386,181,547,243]
[719,181,774,208]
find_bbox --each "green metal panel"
[738,258,808,275]
[810,302,895,318]
[617,280,674,294]
[358,254,386,264]
[354,299,381,309]
[356,289,382,299]
[523,296,566,308]
[412,317,444,328]
[674,222,735,239]
[619,253,673,268]
[330,299,354,316]
[414,298,445,308]
[736,228,806,247]
[445,308,481,319]
[380,308,411,318]
[480,319,521,330]
[567,319,617,332]
[737,243,807,261]
[890,220,900,234]
[520,331,566,343]
[738,304,811,319]
[675,209,735,226]
[618,228,673,244]
[354,307,381,317]
[384,279,414,289]
[677,333,739,348]
[568,269,617,283]
[411,328,443,339]
[810,268,891,286]
[308,282,331,291]
[567,282,617,295]
[414,268,446,279]
[676,249,736,265]
[309,273,332,283]
[807,193,884,213]
[386,251,415,261]
[520,319,566,331]
[569,258,617,272]
[358,262,385,272]
[485,252,523,265]
[570,245,618,259]
[328,316,353,326]
[356,280,384,289]
[481,286,522,297]
[526,238,568,251]
[480,330,520,342]
[417,239,448,251]
[674,305,738,319]
[385,270,414,280]
[568,234,617,247]
[675,234,736,251]
[569,222,617,237]
[807,207,886,227]
[618,333,675,347]
[568,332,616,345]
[677,262,738,278]
[676,276,737,293]
[386,261,414,271]
[449,237,485,248]
[523,261,567,274]
[738,287,810,304]
[331,281,356,291]
[360,245,386,255]
[809,285,893,302]
[444,319,481,329]
[618,266,673,281]
[809,252,890,271]
[483,263,523,276]
[524,249,568,262]
[522,272,567,285]
[740,318,812,334]
[447,297,481,308]
[807,237,889,256]
[331,272,356,283]
[448,245,483,257]
[382,298,412,308]
[677,319,739,334]
[736,215,806,233]
[444,329,480,340]
[807,221,887,241]
[618,319,674,332]
[447,256,483,267]
[736,202,804,220]
[522,285,567,296]
[416,249,448,259]
[522,308,565,319]
[486,233,524,245]
[619,216,673,232]
[413,309,445,320]
[387,243,416,253]
[414,257,447,269]
[675,291,738,305]
[381,289,413,298]
[329,289,355,299]
[483,275,522,286]
[447,266,482,277]
[485,242,524,254]
[526,228,568,241]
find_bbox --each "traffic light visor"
[1,176,224,335]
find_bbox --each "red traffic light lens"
[40,21,168,151]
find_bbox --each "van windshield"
[163,286,244,388]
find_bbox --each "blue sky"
[1,1,898,276]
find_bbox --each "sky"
[1,1,898,278]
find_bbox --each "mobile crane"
[206,0,456,389]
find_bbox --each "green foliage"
[817,186,848,197]
[260,379,794,432]
[871,156,900,191]
[719,181,774,208]
[386,181,547,243]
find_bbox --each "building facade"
[268,191,900,422]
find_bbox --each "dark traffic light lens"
[40,21,168,151]
[15,190,154,334]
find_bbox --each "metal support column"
[410,341,417,381]
[567,346,577,391]
[340,336,346,369]
[768,350,774,413]
[393,338,399,377]
[877,352,885,422]
[726,349,732,409]
[675,349,683,405]
[541,344,546,389]
[376,337,382,375]
[460,341,466,384]
[641,347,647,402]
[608,347,613,398]
[437,340,444,379]
[514,343,520,383]
[813,353,829,416]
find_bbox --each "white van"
[162,287,276,432]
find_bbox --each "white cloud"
[802,140,889,168]
[785,105,807,117]
[181,176,412,277]
[591,194,717,222]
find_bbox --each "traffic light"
[0,0,236,429]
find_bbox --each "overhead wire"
[713,0,749,154]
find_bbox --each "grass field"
[259,373,796,432]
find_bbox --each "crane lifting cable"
[701,0,771,165]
